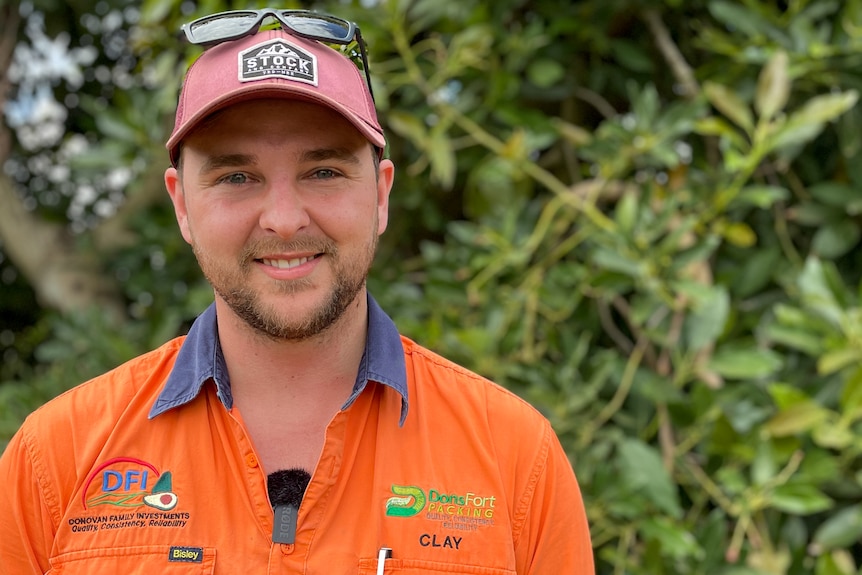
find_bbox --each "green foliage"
[5,0,862,573]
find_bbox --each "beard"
[192,232,378,342]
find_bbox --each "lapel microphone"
[267,468,311,545]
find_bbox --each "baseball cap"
[166,28,385,167]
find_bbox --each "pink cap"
[166,29,384,166]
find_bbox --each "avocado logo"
[386,485,426,517]
[143,471,178,511]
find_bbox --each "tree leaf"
[769,91,860,151]
[427,129,456,190]
[139,0,175,24]
[813,423,854,450]
[769,484,834,515]
[708,346,783,379]
[768,381,812,409]
[617,438,682,518]
[732,247,781,298]
[818,347,862,376]
[811,221,861,260]
[732,185,790,209]
[95,111,139,144]
[694,117,749,151]
[788,91,860,127]
[755,50,790,121]
[703,81,754,133]
[591,247,645,277]
[809,182,861,208]
[721,222,757,248]
[615,190,639,234]
[387,110,428,144]
[815,551,857,575]
[813,504,862,551]
[527,59,566,88]
[765,323,825,356]
[839,367,862,413]
[685,285,730,351]
[612,40,655,73]
[764,402,831,437]
[639,516,703,560]
[708,0,789,44]
[797,258,846,329]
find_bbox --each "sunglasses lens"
[281,13,353,42]
[188,12,259,44]
[181,9,374,102]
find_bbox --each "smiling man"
[0,9,594,574]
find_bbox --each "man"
[0,9,593,574]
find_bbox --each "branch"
[0,7,124,317]
[0,176,125,317]
[643,9,700,99]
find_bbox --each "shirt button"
[245,453,258,468]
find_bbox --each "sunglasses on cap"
[181,9,375,102]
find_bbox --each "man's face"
[165,99,394,341]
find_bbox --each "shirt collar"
[149,294,408,425]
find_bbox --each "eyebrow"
[199,154,257,175]
[300,147,362,165]
[196,147,364,176]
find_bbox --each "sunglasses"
[181,9,375,102]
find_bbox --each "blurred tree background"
[3,0,862,573]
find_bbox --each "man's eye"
[219,173,249,185]
[312,169,337,180]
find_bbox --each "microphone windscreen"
[267,468,312,508]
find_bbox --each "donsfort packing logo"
[386,484,497,522]
[386,485,426,517]
[82,457,178,511]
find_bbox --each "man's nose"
[258,184,311,238]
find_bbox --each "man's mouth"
[259,255,320,270]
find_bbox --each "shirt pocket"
[48,545,216,574]
[358,557,516,575]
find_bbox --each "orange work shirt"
[0,296,593,574]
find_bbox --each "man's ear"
[165,166,192,244]
[376,158,395,235]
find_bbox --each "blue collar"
[148,294,408,425]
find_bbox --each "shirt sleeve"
[513,423,594,574]
[0,425,56,575]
